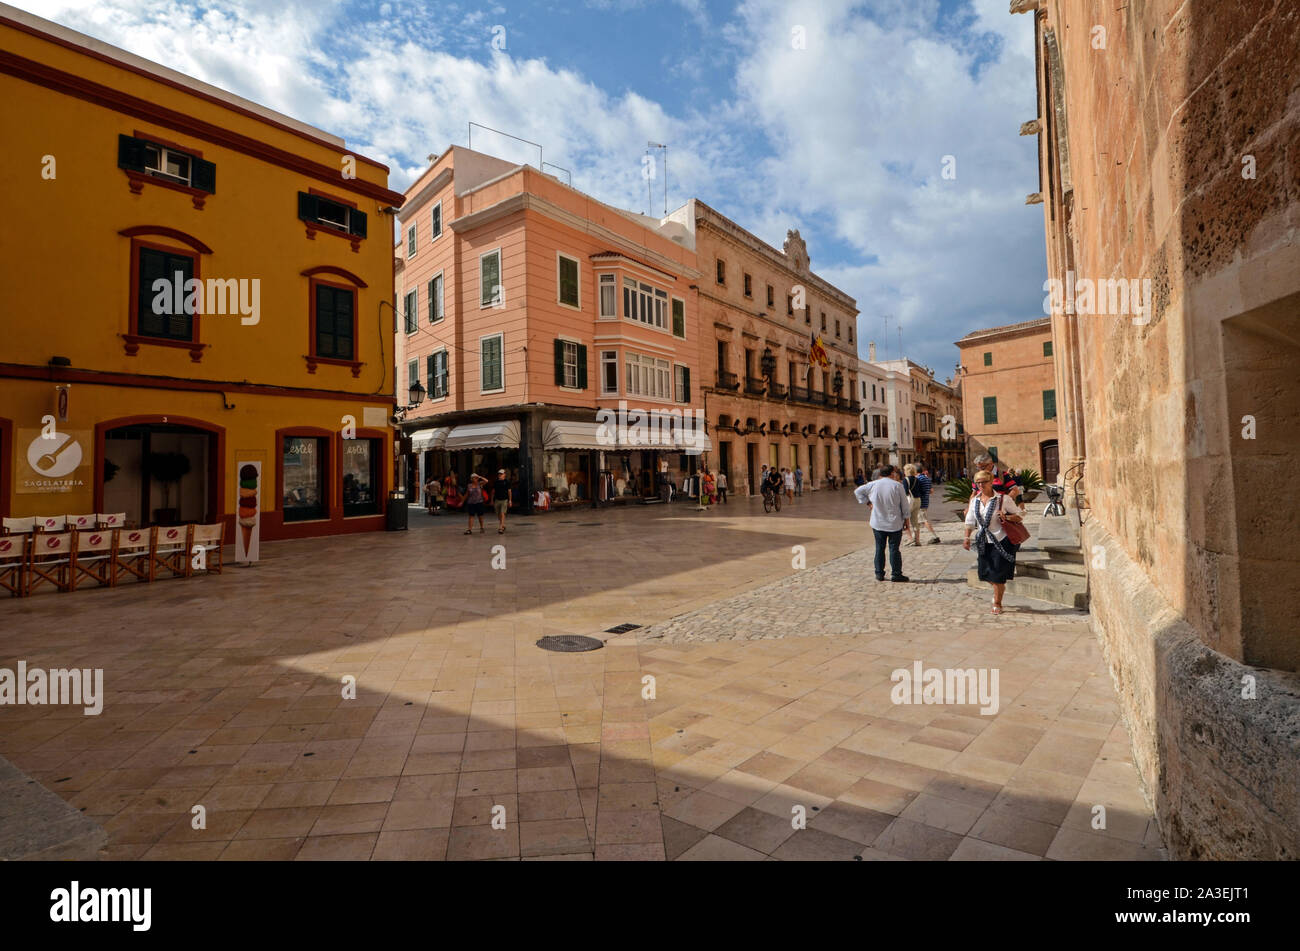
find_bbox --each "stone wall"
[1030,0,1300,857]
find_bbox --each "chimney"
[868,342,876,362]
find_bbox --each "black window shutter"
[191,157,217,193]
[683,367,690,403]
[298,192,318,222]
[577,345,588,389]
[554,339,565,386]
[350,209,368,238]
[427,355,435,393]
[117,134,149,173]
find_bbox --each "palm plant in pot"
[146,451,191,525]
[1013,467,1045,502]
[943,476,973,519]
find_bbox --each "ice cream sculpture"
[238,463,258,557]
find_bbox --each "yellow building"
[0,6,404,541]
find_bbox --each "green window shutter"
[191,157,216,194]
[554,339,565,386]
[577,344,588,389]
[481,254,500,306]
[983,396,998,425]
[297,192,318,222]
[683,366,690,402]
[982,351,992,366]
[350,209,367,238]
[672,298,685,337]
[1043,389,1057,419]
[1043,340,1053,357]
[117,134,150,173]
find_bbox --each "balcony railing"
[716,370,740,391]
[787,385,809,403]
[768,381,787,400]
[745,376,767,396]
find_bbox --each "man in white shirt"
[855,464,912,582]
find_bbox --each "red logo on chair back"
[128,532,142,543]
[90,534,103,545]
[0,540,11,553]
[43,519,56,529]
[166,529,178,539]
[46,537,62,549]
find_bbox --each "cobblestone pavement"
[0,488,1163,860]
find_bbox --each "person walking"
[794,466,804,496]
[423,475,438,515]
[964,469,1024,614]
[915,463,941,545]
[971,453,1022,503]
[783,466,795,501]
[902,464,923,546]
[855,464,911,582]
[492,468,512,534]
[463,474,487,534]
[698,468,715,511]
[716,469,728,503]
[853,468,866,487]
[443,471,462,511]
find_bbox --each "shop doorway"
[1041,440,1059,484]
[746,443,756,495]
[101,421,218,526]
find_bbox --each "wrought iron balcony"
[787,384,809,403]
[768,381,787,400]
[716,370,740,391]
[745,376,767,396]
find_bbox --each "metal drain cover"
[604,623,642,634]
[536,635,605,652]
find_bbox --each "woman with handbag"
[963,469,1028,615]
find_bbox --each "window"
[672,297,685,338]
[408,359,419,394]
[623,278,667,329]
[404,289,418,334]
[431,201,442,240]
[314,283,355,360]
[805,309,811,324]
[137,245,196,341]
[787,294,794,316]
[297,192,367,239]
[743,273,752,297]
[282,436,327,522]
[1043,389,1057,419]
[481,333,504,392]
[654,289,668,329]
[716,259,725,284]
[555,339,587,389]
[767,285,775,308]
[480,250,502,307]
[821,312,827,330]
[428,350,449,399]
[983,396,998,425]
[1043,340,1053,357]
[118,134,215,193]
[599,274,616,318]
[600,350,619,395]
[848,326,853,343]
[427,273,444,323]
[342,438,381,516]
[983,351,992,366]
[674,365,691,403]
[625,352,671,400]
[558,254,580,308]
[835,319,841,338]
[407,225,417,257]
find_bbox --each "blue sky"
[21,0,1048,377]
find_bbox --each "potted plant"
[1014,467,1045,502]
[943,476,973,519]
[146,451,191,525]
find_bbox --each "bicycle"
[762,486,782,513]
[1042,483,1066,517]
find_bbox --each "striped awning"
[445,420,521,451]
[543,420,606,451]
[410,427,450,451]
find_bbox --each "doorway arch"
[95,416,225,526]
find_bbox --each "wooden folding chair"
[0,535,28,597]
[27,531,73,594]
[66,514,98,531]
[112,527,153,585]
[151,524,192,581]
[70,529,116,591]
[34,516,66,533]
[190,522,225,575]
[96,512,128,530]
[3,517,37,535]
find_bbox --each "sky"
[19,0,1048,378]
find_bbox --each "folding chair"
[150,524,192,581]
[96,513,128,530]
[2,517,36,535]
[27,531,72,594]
[66,514,98,531]
[112,527,153,585]
[34,516,66,533]
[0,535,28,597]
[70,529,116,591]
[190,522,225,575]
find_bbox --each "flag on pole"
[809,332,829,369]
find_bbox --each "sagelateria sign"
[18,428,90,493]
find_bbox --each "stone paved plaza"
[0,489,1164,860]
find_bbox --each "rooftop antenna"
[468,121,543,169]
[647,142,667,215]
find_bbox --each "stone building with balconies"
[671,200,861,494]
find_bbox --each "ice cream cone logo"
[238,463,259,559]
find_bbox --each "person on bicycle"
[763,467,783,506]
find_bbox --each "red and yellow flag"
[809,333,829,369]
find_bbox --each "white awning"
[445,420,521,451]
[410,427,450,451]
[543,420,606,451]
[614,429,713,453]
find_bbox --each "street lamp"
[832,369,844,393]
[760,346,776,377]
[407,379,426,408]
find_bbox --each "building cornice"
[397,167,454,227]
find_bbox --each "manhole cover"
[604,623,642,634]
[536,635,605,652]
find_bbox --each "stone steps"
[966,567,1090,609]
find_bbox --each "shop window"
[342,438,381,516]
[282,436,328,522]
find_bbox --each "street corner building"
[393,147,706,510]
[0,4,405,541]
[1016,0,1300,857]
